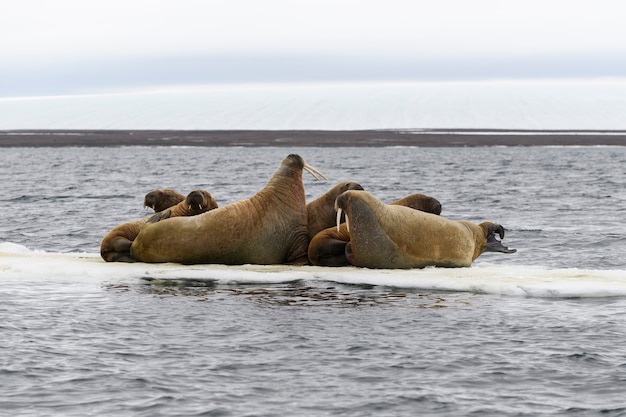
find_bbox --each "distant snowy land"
[2,80,626,131]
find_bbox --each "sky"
[2,0,626,97]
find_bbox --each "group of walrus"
[101,154,516,268]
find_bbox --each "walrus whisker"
[336,208,343,231]
[303,163,328,181]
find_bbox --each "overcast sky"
[2,0,626,96]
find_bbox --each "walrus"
[306,181,364,238]
[143,188,186,212]
[389,193,442,216]
[333,190,515,269]
[130,154,327,265]
[100,190,218,262]
[308,193,443,266]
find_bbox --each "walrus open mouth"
[486,225,517,254]
[303,163,328,181]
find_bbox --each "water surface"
[2,146,626,416]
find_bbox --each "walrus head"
[338,181,365,193]
[390,193,442,215]
[482,223,517,254]
[288,154,328,180]
[146,190,218,223]
[186,190,219,213]
[307,181,364,237]
[144,188,186,212]
[334,190,384,233]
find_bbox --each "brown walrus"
[308,193,443,266]
[389,193,442,215]
[306,181,364,238]
[101,190,218,262]
[143,188,186,212]
[130,154,327,265]
[332,190,515,269]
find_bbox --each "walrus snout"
[185,190,219,212]
[334,191,356,232]
[331,183,363,229]
[429,199,442,215]
[345,182,364,192]
[334,191,348,211]
[336,207,349,232]
[489,223,506,239]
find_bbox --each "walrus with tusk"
[308,192,443,266]
[306,181,365,239]
[130,154,327,265]
[100,190,218,262]
[143,188,186,212]
[332,190,516,269]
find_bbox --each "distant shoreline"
[1,129,626,147]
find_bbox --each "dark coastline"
[1,129,626,147]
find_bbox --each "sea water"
[1,145,626,416]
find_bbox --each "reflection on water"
[105,279,463,308]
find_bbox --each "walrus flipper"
[110,252,138,263]
[312,239,351,267]
[147,210,172,224]
[485,224,517,254]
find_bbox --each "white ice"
[2,242,625,298]
[2,80,626,130]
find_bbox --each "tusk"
[303,163,328,181]
[345,214,350,234]
[198,204,202,211]
[336,208,343,231]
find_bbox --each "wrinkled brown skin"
[334,190,515,269]
[130,154,317,265]
[101,190,218,262]
[308,192,443,266]
[143,188,186,212]
[306,181,364,238]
